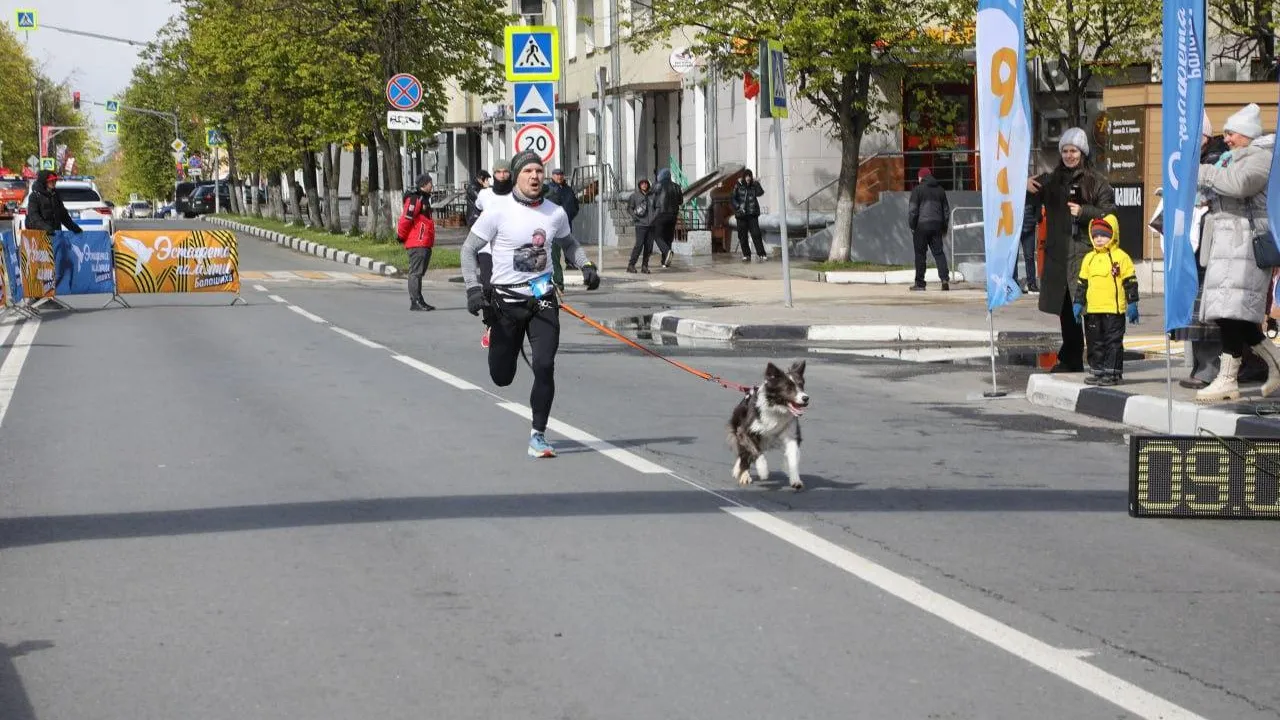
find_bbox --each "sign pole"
[402,130,409,191]
[596,67,606,269]
[774,116,792,308]
[214,144,221,214]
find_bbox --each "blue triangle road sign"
[513,82,556,124]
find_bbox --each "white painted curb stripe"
[1025,374,1082,412]
[392,355,481,391]
[286,305,327,324]
[495,402,670,474]
[725,506,1207,720]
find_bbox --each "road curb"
[647,311,1058,344]
[1025,374,1280,436]
[203,215,400,277]
[819,269,968,285]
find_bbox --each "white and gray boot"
[1196,354,1242,403]
[1251,340,1280,397]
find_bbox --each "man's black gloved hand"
[466,286,487,316]
[581,263,600,291]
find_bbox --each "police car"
[12,176,115,236]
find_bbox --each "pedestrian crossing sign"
[15,10,37,30]
[105,122,119,135]
[504,25,559,82]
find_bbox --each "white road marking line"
[287,305,327,324]
[391,355,481,390]
[268,295,287,303]
[330,326,385,349]
[278,297,1208,716]
[0,319,41,429]
[495,402,670,474]
[252,284,269,292]
[268,270,296,279]
[724,506,1207,720]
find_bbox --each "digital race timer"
[1130,435,1280,519]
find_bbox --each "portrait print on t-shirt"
[513,227,550,273]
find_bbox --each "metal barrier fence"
[948,205,984,270]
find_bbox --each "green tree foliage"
[1208,0,1277,80]
[0,22,93,173]
[1024,0,1161,126]
[627,0,974,262]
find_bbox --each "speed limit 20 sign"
[513,123,556,165]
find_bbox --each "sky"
[2,0,179,157]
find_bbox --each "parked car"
[0,174,28,220]
[174,181,199,218]
[187,183,232,216]
[126,200,154,219]
[155,203,174,218]
[13,179,115,236]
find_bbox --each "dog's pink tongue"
[788,403,806,417]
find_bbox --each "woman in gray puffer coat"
[1194,102,1280,402]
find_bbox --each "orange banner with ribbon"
[112,230,240,294]
[17,230,57,300]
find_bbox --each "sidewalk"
[628,259,1167,345]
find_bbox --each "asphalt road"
[0,219,1276,719]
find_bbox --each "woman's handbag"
[1248,202,1280,269]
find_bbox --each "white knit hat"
[1058,127,1090,156]
[1202,110,1212,138]
[1223,103,1262,139]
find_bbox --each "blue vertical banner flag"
[975,0,1031,312]
[1161,0,1205,333]
[1,231,22,303]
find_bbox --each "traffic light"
[73,91,80,110]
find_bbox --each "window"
[59,188,101,203]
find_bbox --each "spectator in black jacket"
[731,169,767,262]
[626,178,655,273]
[465,170,491,227]
[26,171,82,234]
[907,167,950,291]
[650,168,683,268]
[545,168,579,291]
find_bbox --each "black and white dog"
[728,360,809,490]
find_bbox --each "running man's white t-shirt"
[471,194,570,295]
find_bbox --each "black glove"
[466,286,487,316]
[581,263,600,291]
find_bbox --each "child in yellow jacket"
[1073,215,1139,386]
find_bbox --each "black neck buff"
[493,178,514,195]
[513,187,542,207]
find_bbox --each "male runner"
[460,150,601,458]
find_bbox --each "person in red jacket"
[398,173,436,311]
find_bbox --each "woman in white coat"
[1195,103,1280,402]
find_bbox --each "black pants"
[628,225,654,267]
[488,298,560,433]
[407,247,432,303]
[1085,313,1126,377]
[1011,229,1037,286]
[912,223,949,284]
[737,215,765,258]
[1217,318,1265,358]
[653,215,675,255]
[1057,289,1085,369]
